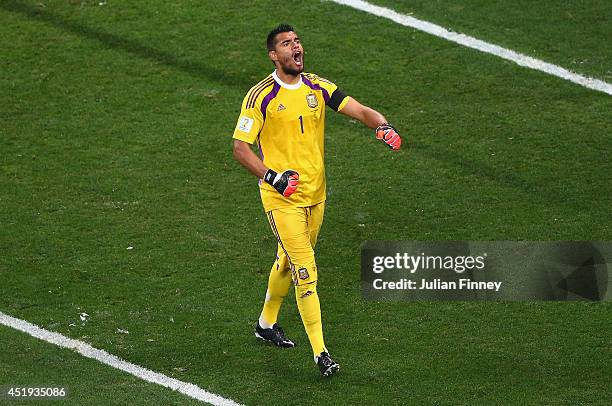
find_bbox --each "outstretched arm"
[339,97,402,150]
[338,97,387,129]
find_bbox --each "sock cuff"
[258,315,274,330]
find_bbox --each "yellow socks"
[295,282,326,356]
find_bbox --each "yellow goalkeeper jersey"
[233,70,349,211]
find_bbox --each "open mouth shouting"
[292,50,303,69]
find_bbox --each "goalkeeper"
[232,23,402,377]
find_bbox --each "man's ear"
[268,50,278,63]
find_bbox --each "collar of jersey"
[272,70,302,90]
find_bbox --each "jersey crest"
[306,93,318,108]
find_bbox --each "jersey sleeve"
[316,76,350,112]
[232,92,264,144]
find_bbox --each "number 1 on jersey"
[299,115,304,134]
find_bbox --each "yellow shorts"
[266,202,324,286]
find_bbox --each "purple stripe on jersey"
[257,139,264,161]
[257,138,264,186]
[261,82,281,119]
[247,77,274,109]
[301,75,330,104]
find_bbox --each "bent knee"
[296,281,317,299]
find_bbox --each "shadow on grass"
[1,0,251,89]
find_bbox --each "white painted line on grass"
[0,311,243,406]
[330,0,612,96]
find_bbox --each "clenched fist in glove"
[264,169,299,197]
[375,123,402,150]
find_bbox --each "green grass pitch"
[1,1,610,404]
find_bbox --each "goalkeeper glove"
[375,123,402,150]
[264,169,299,197]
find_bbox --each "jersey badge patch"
[237,116,254,133]
[306,93,318,108]
[298,267,310,280]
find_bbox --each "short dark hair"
[267,23,295,51]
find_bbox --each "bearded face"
[269,31,304,76]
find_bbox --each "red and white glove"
[264,169,299,197]
[375,123,402,150]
